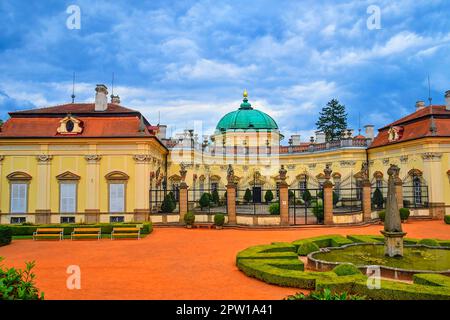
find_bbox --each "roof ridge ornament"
[239,89,253,110]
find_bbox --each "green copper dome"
[216,91,279,132]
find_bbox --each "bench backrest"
[36,228,64,233]
[112,227,140,232]
[73,228,101,232]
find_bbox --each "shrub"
[297,241,320,256]
[168,191,176,203]
[244,188,252,203]
[141,222,153,234]
[286,288,366,300]
[184,212,195,226]
[372,188,384,209]
[0,226,12,247]
[311,199,324,221]
[417,238,440,247]
[199,193,211,209]
[264,190,274,203]
[332,264,362,276]
[302,189,312,204]
[400,208,410,221]
[0,258,44,300]
[161,194,176,213]
[214,214,225,227]
[445,215,450,225]
[378,210,385,221]
[211,189,220,205]
[316,191,339,205]
[269,203,280,215]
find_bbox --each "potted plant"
[184,212,195,228]
[214,213,225,230]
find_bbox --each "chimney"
[95,84,108,112]
[364,125,374,141]
[111,94,121,104]
[315,131,325,143]
[415,100,426,111]
[157,125,167,140]
[290,134,301,146]
[445,90,450,111]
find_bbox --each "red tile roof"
[9,103,137,115]
[370,105,450,148]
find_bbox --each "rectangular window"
[110,216,124,223]
[109,183,125,213]
[10,183,27,213]
[60,183,76,213]
[10,217,26,224]
[61,216,75,224]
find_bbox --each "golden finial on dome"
[243,89,248,98]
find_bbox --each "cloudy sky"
[0,0,449,142]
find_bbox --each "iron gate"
[289,188,324,225]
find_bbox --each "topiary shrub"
[0,226,12,247]
[199,193,211,210]
[417,238,440,247]
[161,194,176,213]
[264,190,274,203]
[332,263,362,276]
[0,258,44,300]
[184,212,195,226]
[378,210,385,221]
[211,189,220,205]
[311,199,324,221]
[269,203,280,215]
[399,208,410,221]
[302,189,312,205]
[445,215,450,225]
[372,188,384,209]
[297,241,320,256]
[244,188,252,203]
[214,213,225,227]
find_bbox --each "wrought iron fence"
[235,188,279,215]
[149,187,179,214]
[371,186,387,210]
[188,188,228,215]
[333,186,362,213]
[288,188,324,225]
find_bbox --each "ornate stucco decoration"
[382,158,390,166]
[421,152,442,161]
[226,164,235,185]
[36,155,53,163]
[287,164,296,170]
[369,160,374,166]
[408,168,423,177]
[84,154,102,163]
[399,155,408,164]
[308,163,316,169]
[339,160,356,168]
[133,154,152,163]
[387,126,403,142]
[57,114,83,135]
[179,163,187,182]
[278,165,287,183]
[0,155,4,162]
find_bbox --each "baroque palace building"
[0,84,449,225]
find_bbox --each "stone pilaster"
[279,182,289,226]
[178,183,188,223]
[362,180,372,221]
[133,154,152,220]
[422,152,445,219]
[226,183,237,224]
[36,155,53,213]
[84,155,101,213]
[323,181,334,225]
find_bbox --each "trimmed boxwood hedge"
[332,264,362,276]
[0,226,12,246]
[8,222,153,237]
[417,238,440,247]
[236,234,450,300]
[444,215,450,225]
[297,241,320,256]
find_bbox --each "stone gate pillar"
[278,165,289,226]
[362,180,372,221]
[323,164,334,225]
[226,165,237,225]
[395,177,403,209]
[178,163,188,223]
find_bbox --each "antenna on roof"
[110,72,115,102]
[158,111,160,125]
[428,75,433,106]
[71,72,76,103]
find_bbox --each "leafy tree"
[0,258,44,300]
[161,194,176,213]
[302,189,312,204]
[372,188,384,209]
[264,190,274,203]
[199,193,211,210]
[315,99,348,142]
[244,188,252,203]
[288,190,295,204]
[211,189,220,205]
[0,119,3,127]
[168,191,176,203]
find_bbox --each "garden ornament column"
[361,162,372,221]
[178,163,188,223]
[226,164,237,224]
[381,164,406,257]
[323,164,334,225]
[395,172,404,210]
[278,165,289,226]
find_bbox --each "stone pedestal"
[226,184,237,224]
[178,183,188,223]
[362,180,372,221]
[381,230,407,257]
[279,182,289,226]
[323,181,334,225]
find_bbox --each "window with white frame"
[60,183,77,213]
[10,183,27,214]
[109,183,125,213]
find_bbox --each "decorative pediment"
[7,171,32,181]
[296,173,309,181]
[373,171,384,179]
[387,126,403,142]
[408,168,423,177]
[354,171,365,180]
[56,171,80,180]
[210,174,221,181]
[198,175,206,181]
[168,174,181,181]
[316,173,325,180]
[332,172,342,180]
[57,115,83,135]
[105,171,129,181]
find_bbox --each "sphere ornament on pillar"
[381,164,406,257]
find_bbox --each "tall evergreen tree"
[315,99,348,142]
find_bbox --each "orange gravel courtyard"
[0,220,449,300]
